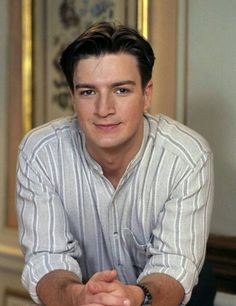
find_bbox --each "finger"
[88,292,130,306]
[81,304,103,306]
[92,270,117,283]
[88,280,119,294]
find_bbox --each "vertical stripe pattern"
[16,114,214,305]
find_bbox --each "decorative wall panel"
[33,0,138,124]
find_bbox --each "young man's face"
[71,53,152,159]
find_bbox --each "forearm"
[139,273,184,306]
[36,269,128,306]
[36,269,83,306]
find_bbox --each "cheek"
[74,103,93,118]
[124,100,146,117]
[122,110,144,128]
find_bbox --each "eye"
[116,87,130,95]
[79,89,96,96]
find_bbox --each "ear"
[143,80,153,112]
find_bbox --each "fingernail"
[124,299,130,306]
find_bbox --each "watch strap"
[136,283,152,306]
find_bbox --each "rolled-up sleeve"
[138,152,214,305]
[16,150,82,304]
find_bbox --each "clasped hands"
[70,269,142,306]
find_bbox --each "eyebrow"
[112,80,136,87]
[75,80,136,90]
[75,83,96,90]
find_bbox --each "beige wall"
[175,0,236,236]
[150,0,236,237]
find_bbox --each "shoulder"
[19,115,79,161]
[146,113,212,168]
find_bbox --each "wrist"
[128,284,145,306]
[36,270,83,306]
[65,282,84,305]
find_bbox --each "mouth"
[94,122,121,131]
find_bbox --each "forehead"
[73,53,140,82]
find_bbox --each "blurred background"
[0,0,235,305]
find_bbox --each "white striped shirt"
[16,113,214,305]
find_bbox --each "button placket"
[108,199,122,269]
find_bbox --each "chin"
[95,139,124,151]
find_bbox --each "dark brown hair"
[60,21,155,92]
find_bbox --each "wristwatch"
[137,284,152,306]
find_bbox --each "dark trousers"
[187,260,217,306]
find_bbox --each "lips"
[94,123,121,131]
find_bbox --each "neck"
[91,149,132,188]
[87,135,144,188]
[102,158,127,188]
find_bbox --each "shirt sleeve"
[16,149,83,304]
[137,152,214,305]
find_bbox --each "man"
[16,22,214,306]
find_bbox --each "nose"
[94,92,115,117]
